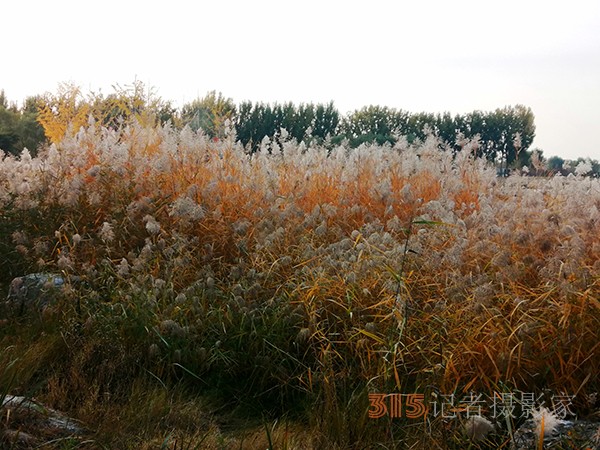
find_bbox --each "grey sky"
[3,0,599,160]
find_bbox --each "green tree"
[233,101,278,151]
[488,105,536,166]
[234,100,256,149]
[0,92,46,156]
[406,111,436,144]
[16,97,46,155]
[0,106,18,153]
[181,91,235,138]
[433,112,467,151]
[342,106,409,147]
[276,102,309,142]
[292,103,316,141]
[460,105,535,164]
[0,90,8,109]
[311,102,341,142]
[547,156,565,174]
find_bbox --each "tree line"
[182,91,536,167]
[0,82,596,176]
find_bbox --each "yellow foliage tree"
[37,83,91,144]
[94,81,172,129]
[37,81,179,144]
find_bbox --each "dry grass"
[0,123,598,448]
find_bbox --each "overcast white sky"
[3,0,599,160]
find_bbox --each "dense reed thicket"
[0,122,598,448]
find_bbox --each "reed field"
[1,122,598,448]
